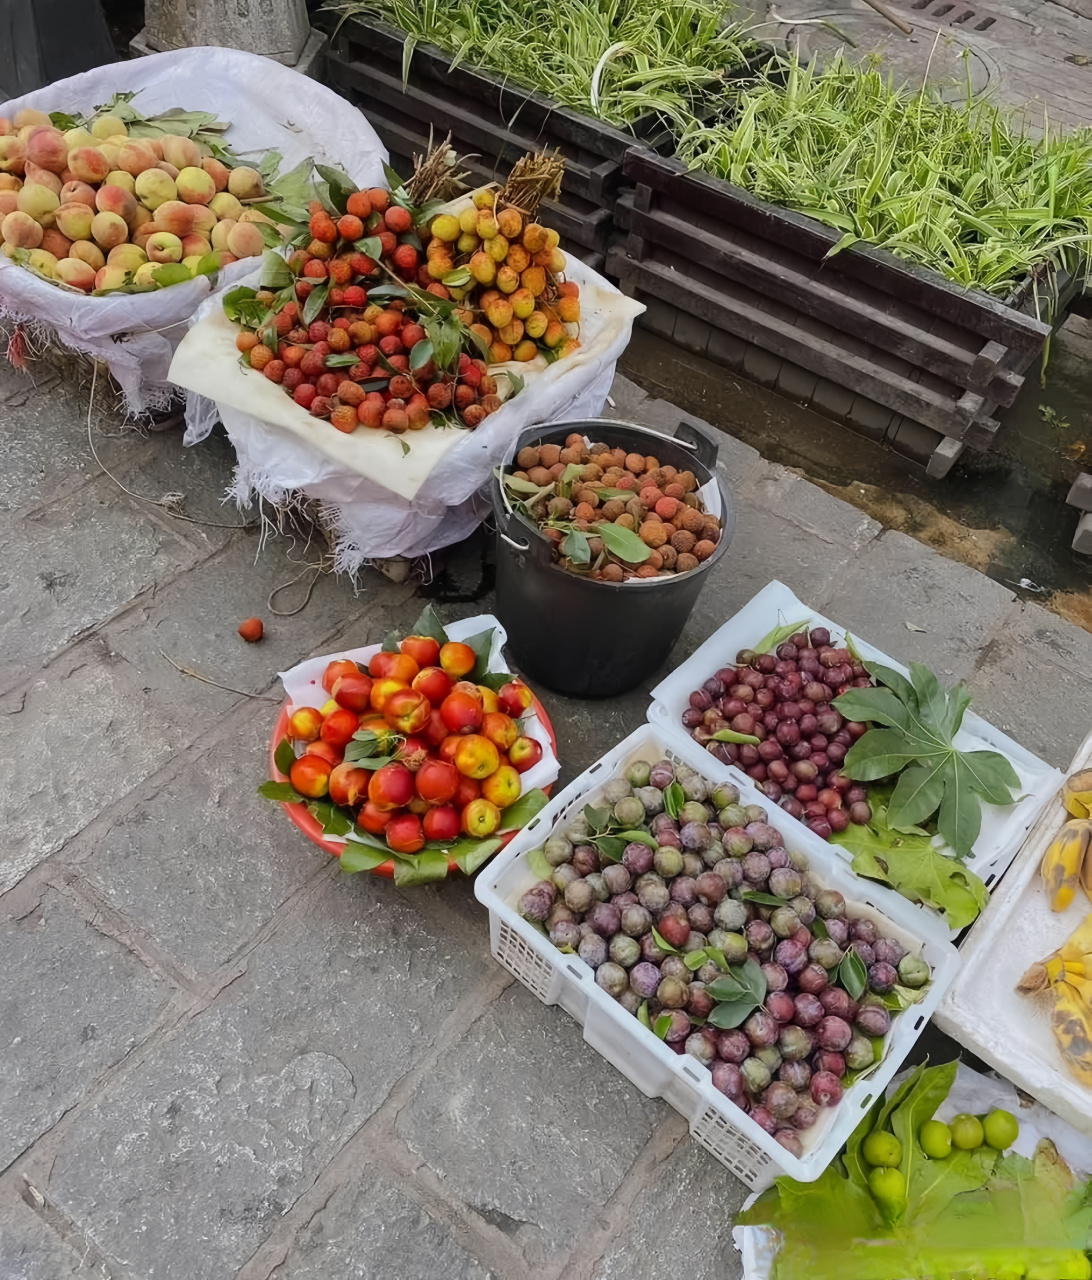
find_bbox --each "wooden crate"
[609,149,1076,476]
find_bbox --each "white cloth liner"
[0,48,388,413]
[278,614,561,841]
[172,252,643,566]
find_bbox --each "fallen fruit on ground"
[237,616,263,642]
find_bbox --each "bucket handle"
[605,418,719,473]
[499,530,530,551]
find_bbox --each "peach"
[154,200,196,237]
[55,202,95,240]
[0,136,27,173]
[63,127,97,151]
[95,184,138,224]
[26,127,68,174]
[227,166,264,200]
[94,263,129,291]
[157,160,179,180]
[175,165,215,205]
[130,203,154,231]
[97,140,121,168]
[24,161,61,195]
[69,239,105,270]
[143,137,164,159]
[0,191,16,217]
[209,191,242,220]
[108,243,147,271]
[60,179,97,207]
[13,108,51,131]
[16,183,59,225]
[225,221,264,258]
[180,232,211,257]
[40,227,71,258]
[210,218,236,252]
[182,254,206,274]
[190,204,216,235]
[0,173,21,191]
[117,140,158,177]
[55,256,97,290]
[134,169,176,210]
[146,231,183,263]
[132,222,159,251]
[68,147,110,186]
[59,166,76,186]
[160,135,202,170]
[90,210,129,249]
[133,261,160,286]
[90,114,128,140]
[0,242,15,258]
[0,118,11,136]
[26,248,58,277]
[103,170,135,194]
[201,157,230,191]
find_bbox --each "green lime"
[868,1165,907,1203]
[863,1130,903,1168]
[950,1113,985,1150]
[983,1108,1019,1150]
[918,1119,952,1159]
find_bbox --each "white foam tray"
[934,728,1092,1136]
[648,581,1063,903]
[474,723,960,1190]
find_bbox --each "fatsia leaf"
[957,749,1021,805]
[886,757,948,831]
[908,661,948,732]
[832,687,933,740]
[942,682,973,739]
[843,728,937,781]
[863,659,919,711]
[596,521,651,563]
[937,756,983,858]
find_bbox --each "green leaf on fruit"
[302,280,330,326]
[838,948,868,1001]
[663,782,685,820]
[478,670,513,692]
[382,161,408,194]
[408,603,449,646]
[737,957,767,1002]
[410,339,434,371]
[812,917,830,941]
[684,949,709,971]
[707,999,757,1029]
[194,252,222,278]
[152,263,192,288]
[466,326,493,365]
[382,628,401,653]
[501,470,554,498]
[269,156,318,209]
[315,162,357,215]
[753,619,809,655]
[558,463,586,499]
[596,520,650,563]
[525,848,553,881]
[274,737,296,776]
[257,222,284,249]
[252,201,308,228]
[451,837,503,875]
[259,250,293,290]
[392,849,450,886]
[561,529,591,565]
[339,842,392,874]
[637,1000,652,1030]
[306,799,353,837]
[50,110,82,130]
[258,780,304,803]
[501,788,549,832]
[506,371,525,396]
[705,947,729,971]
[223,285,261,324]
[653,1013,673,1040]
[592,835,626,863]
[740,890,788,907]
[616,830,656,849]
[595,487,634,500]
[881,984,927,1011]
[712,729,761,744]
[441,266,472,287]
[584,805,610,832]
[651,926,681,955]
[458,627,496,683]
[326,353,362,368]
[344,745,400,767]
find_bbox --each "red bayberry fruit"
[310,396,333,418]
[337,213,364,241]
[294,383,317,409]
[316,373,339,397]
[262,359,286,383]
[392,243,418,276]
[282,367,304,391]
[357,400,384,428]
[303,258,327,279]
[330,404,358,433]
[343,285,366,307]
[346,191,373,219]
[384,205,413,234]
[382,407,409,431]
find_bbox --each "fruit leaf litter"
[739,1060,1092,1280]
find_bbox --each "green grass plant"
[678,55,1092,298]
[325,0,755,129]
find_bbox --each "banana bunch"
[1040,817,1092,912]
[1018,914,1092,1086]
[1064,768,1092,820]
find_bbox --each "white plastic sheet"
[173,253,643,567]
[0,47,388,413]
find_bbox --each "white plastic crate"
[648,581,1063,898]
[934,728,1092,1136]
[475,723,960,1189]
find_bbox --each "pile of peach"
[0,106,268,292]
[284,634,544,855]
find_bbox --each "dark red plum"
[811,1070,844,1108]
[816,1015,853,1052]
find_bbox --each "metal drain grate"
[907,0,998,30]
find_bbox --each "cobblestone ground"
[1,357,1089,1279]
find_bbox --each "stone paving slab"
[0,478,206,695]
[0,1191,93,1280]
[0,887,171,1172]
[394,983,666,1268]
[43,871,489,1279]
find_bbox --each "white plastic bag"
[172,254,643,566]
[0,47,388,413]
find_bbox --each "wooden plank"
[622,256,973,438]
[621,197,1026,405]
[622,149,1052,352]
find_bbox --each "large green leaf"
[259,250,293,290]
[957,749,1021,805]
[392,849,450,886]
[596,521,651,563]
[258,780,303,802]
[339,842,392,874]
[886,756,948,831]
[459,628,496,683]
[834,686,924,734]
[843,728,940,781]
[941,683,973,739]
[937,756,984,858]
[907,661,949,733]
[273,737,296,776]
[407,603,449,646]
[501,788,550,831]
[864,659,920,711]
[452,837,503,875]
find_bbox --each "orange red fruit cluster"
[284,635,542,856]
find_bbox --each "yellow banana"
[1040,820,1092,912]
[1021,913,1092,1087]
[1063,768,1092,820]
[1060,910,1092,961]
[1050,986,1092,1086]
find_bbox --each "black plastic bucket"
[492,417,735,698]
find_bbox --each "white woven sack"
[0,47,387,413]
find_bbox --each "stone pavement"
[1,357,1090,1280]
